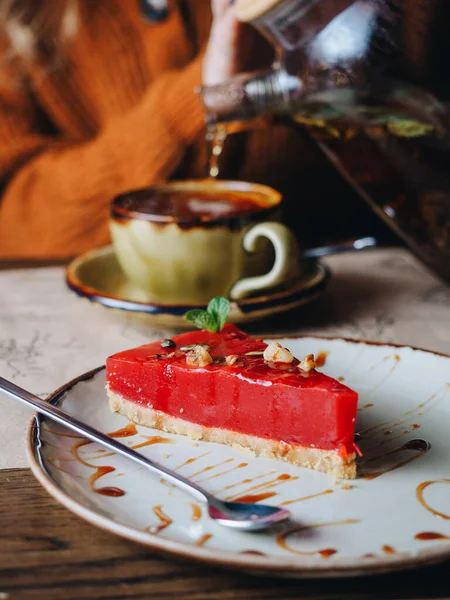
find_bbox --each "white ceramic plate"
[27,337,450,578]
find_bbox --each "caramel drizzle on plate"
[195,462,248,484]
[279,489,334,507]
[194,533,212,547]
[147,505,172,534]
[277,519,359,557]
[357,403,374,412]
[72,439,125,497]
[174,451,211,472]
[147,505,209,544]
[362,438,429,480]
[358,383,450,439]
[212,471,276,496]
[70,424,172,496]
[415,532,450,541]
[189,459,234,480]
[357,354,401,400]
[233,492,277,504]
[97,435,174,460]
[416,479,450,520]
[107,424,138,438]
[361,423,421,454]
[225,473,297,502]
[190,503,202,522]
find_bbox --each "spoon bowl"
[209,501,290,531]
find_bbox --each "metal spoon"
[0,376,290,531]
[302,236,377,260]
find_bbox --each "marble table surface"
[1,247,449,470]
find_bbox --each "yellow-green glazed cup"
[110,179,300,305]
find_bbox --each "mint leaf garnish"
[185,297,230,333]
[207,297,230,332]
[184,309,218,332]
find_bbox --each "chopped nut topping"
[186,344,213,367]
[180,344,196,352]
[298,353,316,372]
[245,351,264,356]
[263,342,294,364]
[225,354,243,367]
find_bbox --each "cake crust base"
[107,389,356,479]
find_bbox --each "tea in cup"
[110,179,300,305]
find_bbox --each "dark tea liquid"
[294,86,450,282]
[116,188,272,221]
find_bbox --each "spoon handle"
[303,236,377,259]
[0,376,210,504]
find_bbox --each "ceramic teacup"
[109,179,301,305]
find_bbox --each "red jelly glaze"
[106,325,358,453]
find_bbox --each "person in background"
[0,0,386,260]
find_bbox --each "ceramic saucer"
[66,246,330,328]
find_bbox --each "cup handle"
[229,222,301,300]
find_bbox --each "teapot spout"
[199,67,303,126]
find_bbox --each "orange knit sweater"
[0,0,334,259]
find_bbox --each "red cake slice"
[106,325,358,478]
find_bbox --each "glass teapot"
[201,0,450,283]
[202,0,447,129]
